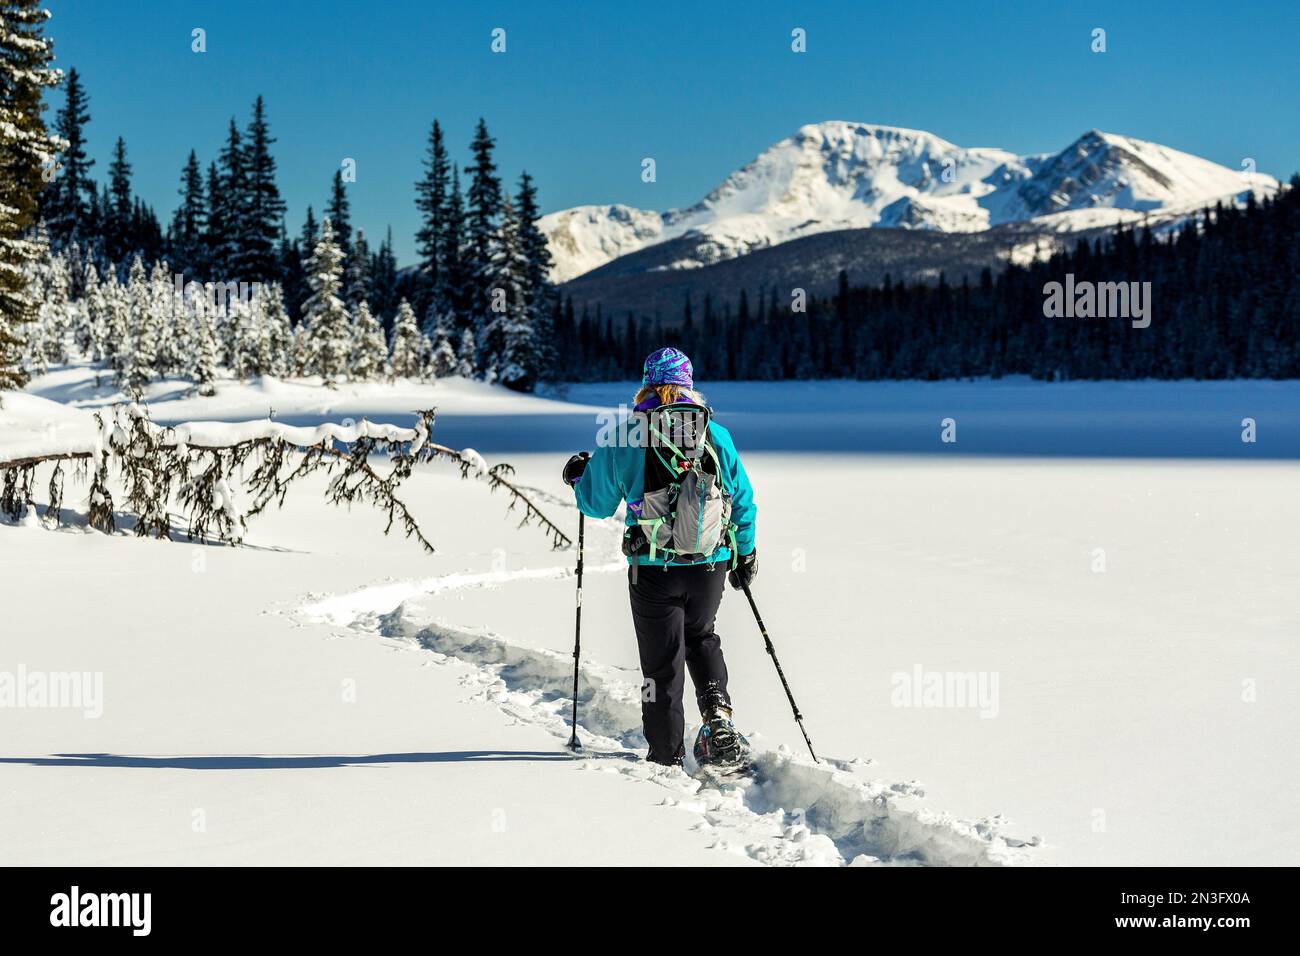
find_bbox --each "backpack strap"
[638,403,735,568]
[698,423,740,569]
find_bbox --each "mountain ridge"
[541,121,1277,282]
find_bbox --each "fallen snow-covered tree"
[0,404,571,552]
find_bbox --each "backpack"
[625,402,738,566]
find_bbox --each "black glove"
[728,550,757,590]
[562,452,591,487]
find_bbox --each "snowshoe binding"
[692,686,752,774]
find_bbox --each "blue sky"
[43,0,1300,265]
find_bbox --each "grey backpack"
[626,403,736,565]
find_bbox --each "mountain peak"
[539,123,1278,282]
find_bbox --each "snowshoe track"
[302,566,1039,867]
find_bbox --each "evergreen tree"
[203,161,226,274]
[369,226,398,321]
[102,269,130,375]
[428,163,468,336]
[171,149,207,275]
[94,181,111,241]
[259,282,292,376]
[349,300,387,379]
[129,197,163,263]
[21,225,56,370]
[277,230,306,327]
[0,0,61,392]
[414,118,450,301]
[105,136,132,260]
[124,255,154,390]
[455,327,476,378]
[299,217,350,386]
[300,204,318,249]
[249,291,274,376]
[191,292,218,396]
[344,228,371,309]
[516,171,556,381]
[388,299,427,379]
[325,169,351,256]
[482,196,534,389]
[226,295,255,380]
[81,258,106,358]
[426,313,457,378]
[212,119,247,276]
[148,258,181,376]
[45,66,94,246]
[238,95,285,281]
[465,118,501,327]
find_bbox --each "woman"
[563,347,758,768]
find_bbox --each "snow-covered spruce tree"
[344,228,370,310]
[149,259,183,377]
[516,170,557,383]
[0,0,62,396]
[261,282,292,376]
[325,169,352,259]
[103,269,131,376]
[190,292,219,397]
[125,255,155,391]
[76,257,101,356]
[482,196,535,390]
[251,290,274,377]
[68,285,90,359]
[21,247,49,375]
[226,295,255,381]
[455,327,477,378]
[349,300,387,380]
[64,238,86,297]
[465,118,501,353]
[300,216,351,386]
[168,276,196,377]
[427,314,457,378]
[289,321,312,378]
[38,238,71,365]
[388,299,427,379]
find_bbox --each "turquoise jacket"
[575,417,757,567]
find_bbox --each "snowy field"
[2,367,1298,866]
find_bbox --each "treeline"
[550,183,1300,381]
[24,232,468,396]
[16,22,555,391]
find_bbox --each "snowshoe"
[692,722,752,775]
[692,687,752,773]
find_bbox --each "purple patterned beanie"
[642,347,693,387]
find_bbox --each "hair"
[632,383,706,408]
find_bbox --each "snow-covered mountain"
[541,122,1278,282]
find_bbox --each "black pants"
[628,561,730,765]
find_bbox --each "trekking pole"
[740,579,819,763]
[566,513,585,752]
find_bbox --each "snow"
[0,388,424,463]
[24,361,606,422]
[0,389,100,459]
[540,121,1281,281]
[3,369,1298,865]
[537,203,666,283]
